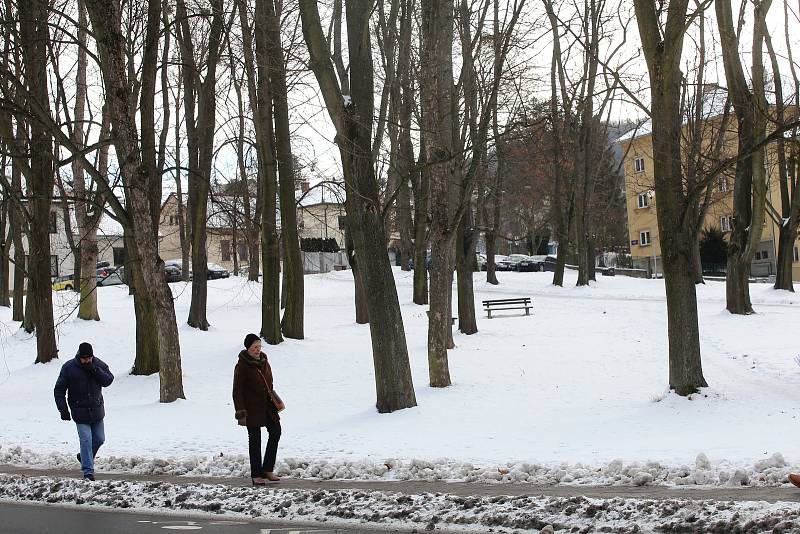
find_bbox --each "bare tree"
[83,0,186,401]
[633,0,708,394]
[769,1,799,291]
[716,0,772,314]
[264,0,304,339]
[19,0,59,363]
[298,0,417,412]
[176,0,227,331]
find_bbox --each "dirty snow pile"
[1,446,797,489]
[1,269,800,488]
[2,474,800,533]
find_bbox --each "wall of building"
[621,130,800,281]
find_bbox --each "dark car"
[207,263,230,280]
[164,264,182,283]
[541,256,558,272]
[516,255,547,272]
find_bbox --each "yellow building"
[619,120,800,282]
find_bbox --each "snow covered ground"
[1,268,800,486]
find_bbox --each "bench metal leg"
[487,310,492,319]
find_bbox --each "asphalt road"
[0,502,404,534]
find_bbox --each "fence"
[302,251,349,274]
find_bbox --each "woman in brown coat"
[233,333,285,485]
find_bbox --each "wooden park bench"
[482,297,533,319]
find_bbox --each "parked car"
[97,267,125,287]
[164,264,182,283]
[516,254,547,272]
[165,259,191,280]
[541,255,558,272]
[207,262,230,279]
[494,255,513,271]
[500,254,530,271]
[52,274,75,291]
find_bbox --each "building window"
[238,243,249,261]
[761,249,769,259]
[720,216,732,233]
[634,157,645,173]
[50,255,58,277]
[637,192,649,209]
[718,177,729,193]
[220,240,231,262]
[169,215,176,226]
[49,212,57,234]
[113,247,126,266]
[639,230,651,246]
[794,247,799,262]
[755,251,761,260]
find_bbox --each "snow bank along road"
[2,471,800,533]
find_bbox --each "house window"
[169,215,176,226]
[761,249,769,259]
[755,251,761,260]
[220,240,231,262]
[637,193,649,209]
[634,156,645,173]
[718,177,729,193]
[50,255,58,277]
[720,216,732,233]
[113,247,126,266]
[49,212,57,234]
[639,230,651,246]
[238,243,249,261]
[794,247,799,262]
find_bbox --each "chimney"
[301,180,310,194]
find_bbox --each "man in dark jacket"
[54,342,114,481]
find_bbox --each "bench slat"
[482,299,531,306]
[484,306,532,311]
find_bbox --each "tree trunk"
[717,0,771,314]
[23,274,35,333]
[299,0,417,412]
[21,0,58,363]
[174,80,190,281]
[411,157,429,304]
[179,0,225,331]
[10,135,25,322]
[420,0,456,388]
[247,228,260,282]
[691,235,705,285]
[85,0,185,401]
[265,0,303,339]
[0,185,9,307]
[253,0,282,345]
[634,0,708,395]
[345,222,369,324]
[456,213,478,334]
[129,231,161,376]
[485,228,498,284]
[775,218,798,290]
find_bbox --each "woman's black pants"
[247,419,281,477]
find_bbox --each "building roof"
[615,85,729,144]
[297,181,346,207]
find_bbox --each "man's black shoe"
[83,474,95,481]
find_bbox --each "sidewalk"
[2,464,799,503]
